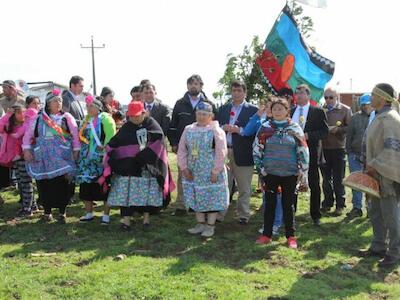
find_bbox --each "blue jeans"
[263,191,283,228]
[347,152,363,209]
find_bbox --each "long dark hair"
[5,105,24,134]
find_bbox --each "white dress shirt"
[292,102,311,129]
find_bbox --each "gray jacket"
[62,91,85,125]
[147,99,171,136]
[346,110,370,156]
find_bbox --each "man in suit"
[169,74,217,216]
[217,80,258,224]
[62,75,85,126]
[291,84,329,226]
[141,83,171,136]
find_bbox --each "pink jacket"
[177,121,227,175]
[22,111,80,151]
[0,112,26,166]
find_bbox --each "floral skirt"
[107,175,163,208]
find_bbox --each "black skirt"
[0,166,10,189]
[37,176,72,209]
[79,182,107,202]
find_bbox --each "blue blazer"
[217,101,258,166]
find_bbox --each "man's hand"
[182,169,194,181]
[23,150,33,162]
[73,150,80,161]
[365,165,378,178]
[172,146,178,154]
[222,124,231,132]
[210,172,218,183]
[256,105,266,117]
[230,125,240,134]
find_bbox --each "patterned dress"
[76,112,116,201]
[23,111,80,209]
[104,117,174,213]
[26,113,77,180]
[178,122,229,212]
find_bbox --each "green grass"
[0,154,399,299]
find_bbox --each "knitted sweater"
[253,119,309,177]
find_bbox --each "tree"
[214,1,314,104]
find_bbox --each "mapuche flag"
[256,5,334,103]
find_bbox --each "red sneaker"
[256,235,272,245]
[287,237,298,249]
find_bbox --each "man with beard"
[168,74,216,216]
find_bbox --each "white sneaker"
[188,223,205,234]
[258,225,264,234]
[201,225,215,237]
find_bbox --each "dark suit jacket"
[217,101,258,166]
[291,105,329,165]
[148,99,171,136]
[62,91,85,124]
[168,92,216,147]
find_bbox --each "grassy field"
[0,154,399,299]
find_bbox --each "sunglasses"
[324,96,335,100]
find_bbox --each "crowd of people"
[0,75,399,268]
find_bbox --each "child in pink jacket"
[0,102,38,217]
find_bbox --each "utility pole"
[80,36,105,95]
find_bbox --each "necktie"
[146,104,152,112]
[299,107,305,129]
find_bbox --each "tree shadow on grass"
[0,201,279,274]
[294,211,372,260]
[0,197,384,281]
[278,258,400,300]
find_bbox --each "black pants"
[44,205,66,215]
[0,166,10,189]
[120,206,134,217]
[321,149,346,209]
[263,174,297,238]
[38,176,71,215]
[308,147,322,220]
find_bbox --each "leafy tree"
[214,1,314,104]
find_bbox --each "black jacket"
[168,92,216,146]
[291,105,329,164]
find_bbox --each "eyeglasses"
[324,96,335,100]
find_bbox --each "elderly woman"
[23,89,80,223]
[253,98,309,249]
[102,101,174,231]
[77,95,116,224]
[177,102,229,238]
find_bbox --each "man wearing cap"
[345,93,373,218]
[320,88,352,216]
[217,80,258,224]
[0,80,25,117]
[168,74,216,216]
[359,83,400,268]
[141,83,171,136]
[62,76,85,126]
